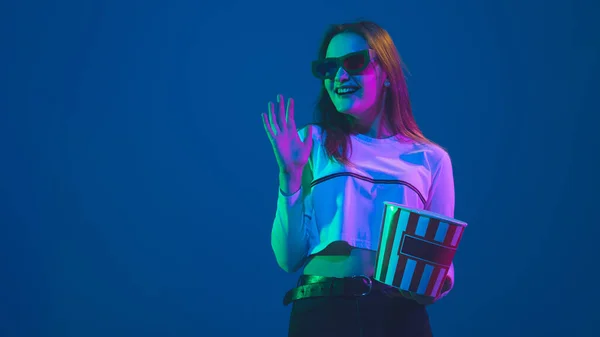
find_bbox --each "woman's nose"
[334,67,350,82]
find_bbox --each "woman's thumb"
[303,125,313,149]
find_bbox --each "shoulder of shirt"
[420,141,450,159]
[415,141,452,172]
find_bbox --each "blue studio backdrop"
[1,0,599,336]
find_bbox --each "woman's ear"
[382,72,390,88]
[378,67,390,88]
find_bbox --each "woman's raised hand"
[261,94,313,177]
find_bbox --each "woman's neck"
[351,113,394,139]
[350,95,394,139]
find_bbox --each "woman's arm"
[270,128,317,273]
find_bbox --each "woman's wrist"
[279,170,303,195]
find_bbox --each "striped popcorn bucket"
[373,202,467,298]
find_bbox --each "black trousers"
[287,280,434,337]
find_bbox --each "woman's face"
[324,33,387,121]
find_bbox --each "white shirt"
[271,124,456,296]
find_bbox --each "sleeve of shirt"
[270,126,319,273]
[425,150,456,299]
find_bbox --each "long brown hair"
[314,21,437,164]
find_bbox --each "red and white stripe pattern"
[374,203,466,298]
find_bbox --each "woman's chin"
[335,104,359,116]
[336,107,366,120]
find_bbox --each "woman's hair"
[314,20,437,165]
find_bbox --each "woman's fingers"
[261,113,276,142]
[277,94,287,130]
[268,101,281,135]
[286,97,295,130]
[302,123,313,149]
[265,95,296,137]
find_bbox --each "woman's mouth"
[335,86,360,96]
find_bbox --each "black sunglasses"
[311,49,375,80]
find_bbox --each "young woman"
[262,20,456,337]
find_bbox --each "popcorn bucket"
[373,202,467,298]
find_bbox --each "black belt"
[283,275,375,306]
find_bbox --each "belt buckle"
[351,275,373,296]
